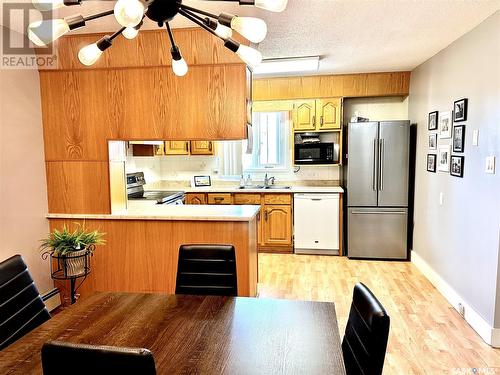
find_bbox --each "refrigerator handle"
[372,139,378,191]
[379,139,384,191]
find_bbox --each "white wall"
[343,97,409,122]
[0,28,52,293]
[409,11,500,332]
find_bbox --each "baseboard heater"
[42,288,61,312]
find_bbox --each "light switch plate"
[472,130,479,146]
[485,156,496,174]
[439,192,444,206]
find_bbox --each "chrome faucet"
[264,173,275,188]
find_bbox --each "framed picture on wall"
[428,111,438,130]
[439,111,452,138]
[428,133,437,150]
[427,154,437,173]
[453,98,468,122]
[450,155,464,177]
[438,145,451,172]
[453,125,465,152]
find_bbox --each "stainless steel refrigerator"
[345,121,409,259]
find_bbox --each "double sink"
[238,185,292,190]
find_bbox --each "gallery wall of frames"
[426,98,467,178]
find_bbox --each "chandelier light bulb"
[122,26,139,39]
[32,0,65,11]
[172,57,188,77]
[114,0,144,27]
[236,45,262,68]
[230,17,267,43]
[27,19,70,46]
[78,43,103,66]
[254,0,288,12]
[214,23,232,39]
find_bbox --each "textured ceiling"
[3,0,500,75]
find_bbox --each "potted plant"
[41,224,105,277]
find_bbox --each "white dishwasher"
[294,193,340,255]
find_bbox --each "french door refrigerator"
[346,121,409,259]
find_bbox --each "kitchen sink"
[264,185,291,189]
[238,185,265,189]
[237,185,291,190]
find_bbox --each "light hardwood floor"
[258,253,500,374]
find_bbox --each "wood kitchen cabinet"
[293,98,342,132]
[207,193,233,205]
[190,141,214,155]
[262,205,292,247]
[165,141,190,155]
[185,193,207,205]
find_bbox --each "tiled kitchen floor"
[258,253,500,374]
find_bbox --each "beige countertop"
[150,185,344,194]
[47,201,260,222]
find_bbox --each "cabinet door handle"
[320,116,324,126]
[312,115,316,126]
[214,197,224,202]
[264,209,268,221]
[208,142,212,151]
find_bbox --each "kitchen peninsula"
[47,204,259,301]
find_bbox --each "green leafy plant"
[40,223,106,256]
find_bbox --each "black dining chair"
[41,341,156,375]
[0,254,51,350]
[175,244,237,296]
[342,282,390,375]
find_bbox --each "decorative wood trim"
[252,72,411,101]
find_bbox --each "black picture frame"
[453,125,465,153]
[453,98,468,122]
[450,155,464,177]
[427,154,437,173]
[194,175,211,187]
[428,111,438,130]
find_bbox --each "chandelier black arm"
[110,27,127,40]
[83,9,115,22]
[178,3,219,20]
[165,22,177,48]
[178,9,220,39]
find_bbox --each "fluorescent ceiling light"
[253,56,320,76]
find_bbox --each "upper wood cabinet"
[293,98,342,132]
[293,100,316,131]
[190,141,214,155]
[165,141,190,155]
[317,98,341,130]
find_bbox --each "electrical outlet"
[458,303,465,318]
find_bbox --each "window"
[242,111,290,172]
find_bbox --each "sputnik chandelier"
[27,0,288,75]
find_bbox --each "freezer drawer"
[294,194,339,255]
[347,207,407,259]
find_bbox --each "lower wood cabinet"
[262,204,292,247]
[185,193,207,205]
[185,192,293,253]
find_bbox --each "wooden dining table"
[0,292,346,374]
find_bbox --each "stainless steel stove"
[126,172,185,205]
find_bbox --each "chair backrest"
[41,341,156,375]
[342,282,390,375]
[175,244,237,296]
[0,254,51,350]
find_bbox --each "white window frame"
[243,111,291,173]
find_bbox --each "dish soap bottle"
[245,174,252,186]
[239,174,245,188]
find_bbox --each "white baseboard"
[41,288,61,313]
[411,250,500,347]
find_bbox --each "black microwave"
[294,142,339,164]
